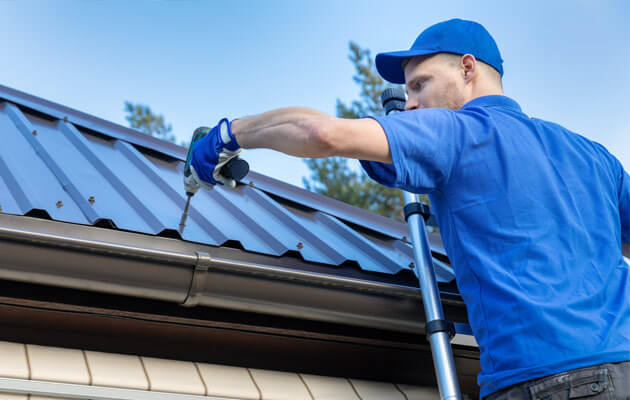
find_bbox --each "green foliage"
[302,157,405,221]
[124,101,177,143]
[335,42,390,119]
[303,42,410,221]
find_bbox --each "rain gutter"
[0,216,467,336]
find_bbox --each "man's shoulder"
[529,116,624,178]
[530,117,609,152]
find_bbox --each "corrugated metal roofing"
[0,85,454,282]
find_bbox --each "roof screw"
[32,129,37,136]
[409,262,415,269]
[248,181,254,187]
[88,196,95,204]
[63,116,68,122]
[56,200,63,208]
[297,242,304,250]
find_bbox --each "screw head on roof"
[409,262,415,269]
[248,181,254,187]
[63,116,68,122]
[88,196,95,204]
[56,200,63,208]
[297,242,304,250]
[32,129,37,136]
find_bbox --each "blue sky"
[1,0,628,187]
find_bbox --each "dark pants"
[483,362,630,400]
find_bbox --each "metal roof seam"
[244,172,412,240]
[313,211,403,275]
[113,140,228,245]
[388,240,454,278]
[207,187,289,255]
[391,240,414,258]
[430,259,456,282]
[57,121,166,234]
[242,185,346,265]
[4,102,100,223]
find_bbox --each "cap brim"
[375,49,438,84]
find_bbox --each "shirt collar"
[461,95,522,113]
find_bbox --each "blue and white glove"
[186,118,242,191]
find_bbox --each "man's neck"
[462,86,504,106]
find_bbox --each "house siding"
[0,341,439,400]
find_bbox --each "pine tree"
[303,42,411,221]
[124,101,177,143]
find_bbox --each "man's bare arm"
[231,107,392,163]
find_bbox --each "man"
[188,18,629,399]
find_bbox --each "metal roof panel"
[0,86,455,283]
[0,104,88,224]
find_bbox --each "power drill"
[179,126,249,234]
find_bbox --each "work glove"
[186,118,242,191]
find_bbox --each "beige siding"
[0,342,29,379]
[84,351,148,390]
[249,369,312,400]
[26,345,90,385]
[0,393,28,400]
[197,363,260,400]
[350,379,406,400]
[299,374,359,399]
[141,357,205,395]
[0,340,438,400]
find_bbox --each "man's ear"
[460,54,476,83]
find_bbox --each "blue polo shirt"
[360,95,630,398]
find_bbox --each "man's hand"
[186,118,242,191]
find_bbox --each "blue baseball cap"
[375,18,504,84]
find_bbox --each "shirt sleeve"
[360,108,466,193]
[620,168,630,244]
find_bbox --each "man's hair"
[401,53,466,70]
[401,53,502,83]
[401,57,412,70]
